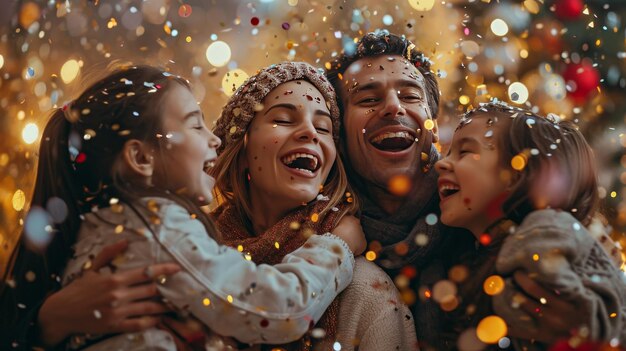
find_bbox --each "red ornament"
[548,339,605,351]
[75,152,87,164]
[554,0,584,21]
[250,17,260,26]
[561,61,600,102]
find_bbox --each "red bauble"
[549,340,607,351]
[561,62,599,102]
[554,0,584,20]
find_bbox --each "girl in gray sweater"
[435,101,625,350]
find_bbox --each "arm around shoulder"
[149,203,355,344]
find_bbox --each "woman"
[212,62,418,351]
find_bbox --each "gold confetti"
[12,189,26,211]
[483,275,505,296]
[114,225,124,234]
[511,154,527,171]
[25,271,36,282]
[424,119,435,130]
[203,298,211,306]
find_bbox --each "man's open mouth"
[369,131,416,152]
[281,152,321,175]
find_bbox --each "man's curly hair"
[326,30,440,119]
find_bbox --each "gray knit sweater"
[494,209,626,345]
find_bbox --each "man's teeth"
[281,153,319,170]
[371,131,413,144]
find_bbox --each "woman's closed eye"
[315,125,331,134]
[273,119,292,125]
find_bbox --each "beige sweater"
[323,257,419,351]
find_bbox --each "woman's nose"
[295,122,319,143]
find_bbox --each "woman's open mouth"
[281,152,321,176]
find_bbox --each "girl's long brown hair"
[0,65,219,343]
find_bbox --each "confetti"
[178,4,192,18]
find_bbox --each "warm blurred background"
[0,0,625,272]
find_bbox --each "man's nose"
[380,91,405,119]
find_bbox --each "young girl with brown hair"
[435,101,626,350]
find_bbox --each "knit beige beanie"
[213,62,340,154]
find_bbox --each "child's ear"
[431,120,439,144]
[121,139,155,178]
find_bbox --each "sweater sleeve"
[495,209,626,341]
[149,202,355,344]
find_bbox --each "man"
[326,30,581,349]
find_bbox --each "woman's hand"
[506,270,584,343]
[37,240,181,346]
[332,215,367,255]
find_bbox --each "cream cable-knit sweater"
[325,257,419,351]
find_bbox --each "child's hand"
[332,215,366,255]
[506,271,582,343]
[37,240,181,346]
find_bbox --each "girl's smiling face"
[435,114,510,237]
[154,83,221,205]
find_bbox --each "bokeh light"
[388,174,411,196]
[221,69,249,97]
[22,123,39,144]
[408,0,435,11]
[490,19,509,36]
[206,41,231,67]
[508,82,529,104]
[483,275,505,296]
[476,315,507,344]
[60,59,80,84]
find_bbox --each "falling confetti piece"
[511,154,527,171]
[178,4,192,18]
[12,189,26,211]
